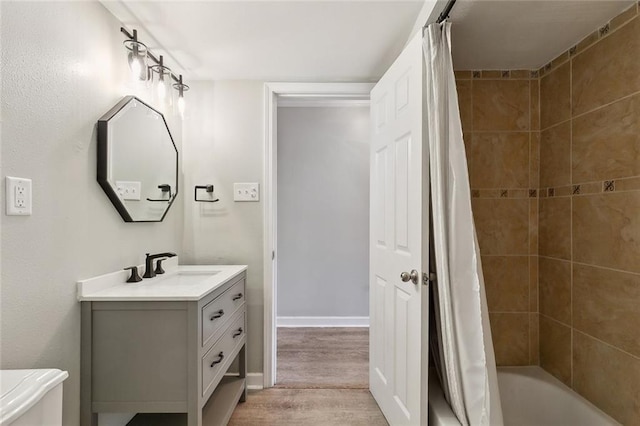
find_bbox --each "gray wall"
[0,2,183,425]
[181,80,264,373]
[276,106,370,317]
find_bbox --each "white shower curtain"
[423,22,503,426]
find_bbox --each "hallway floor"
[228,327,388,425]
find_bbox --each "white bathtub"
[428,366,620,426]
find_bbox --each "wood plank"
[228,389,388,426]
[276,327,368,389]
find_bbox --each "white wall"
[276,106,370,318]
[0,2,183,425]
[181,80,264,373]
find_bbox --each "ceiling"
[105,0,635,82]
[105,0,427,81]
[450,0,635,70]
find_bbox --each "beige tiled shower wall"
[535,3,640,424]
[456,5,640,422]
[454,69,540,367]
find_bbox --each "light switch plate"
[6,176,32,215]
[116,181,141,201]
[233,183,260,202]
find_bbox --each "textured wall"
[0,2,183,425]
[455,69,540,367]
[181,80,264,373]
[537,3,640,423]
[276,106,370,318]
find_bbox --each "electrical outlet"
[233,183,260,202]
[116,181,142,201]
[6,176,32,215]
[233,183,259,201]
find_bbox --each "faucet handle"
[124,266,143,283]
[155,258,168,275]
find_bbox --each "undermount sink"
[176,270,221,276]
[158,270,221,285]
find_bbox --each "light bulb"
[157,77,166,100]
[130,59,141,81]
[178,95,185,118]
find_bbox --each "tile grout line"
[569,53,574,389]
[537,255,640,278]
[571,259,640,277]
[538,255,572,264]
[540,312,571,328]
[528,77,533,364]
[481,254,534,257]
[539,87,640,134]
[571,86,640,126]
[539,313,640,368]
[573,328,640,363]
[536,74,541,364]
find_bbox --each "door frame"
[263,82,375,388]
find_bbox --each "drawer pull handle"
[210,352,224,367]
[232,293,243,301]
[233,328,243,338]
[210,309,224,320]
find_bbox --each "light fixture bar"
[120,27,184,86]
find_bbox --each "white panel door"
[369,32,428,426]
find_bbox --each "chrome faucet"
[143,252,177,278]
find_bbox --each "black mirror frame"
[97,95,179,222]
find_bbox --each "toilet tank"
[0,369,68,426]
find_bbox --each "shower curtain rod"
[426,0,458,28]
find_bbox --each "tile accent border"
[471,188,538,199]
[539,176,640,197]
[456,69,538,80]
[539,2,639,77]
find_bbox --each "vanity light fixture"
[149,55,172,102]
[123,29,147,81]
[173,75,189,118]
[120,27,190,116]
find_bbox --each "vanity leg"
[80,302,98,426]
[187,410,201,426]
[186,303,202,426]
[239,344,247,402]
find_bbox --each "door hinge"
[423,272,436,285]
[272,250,275,260]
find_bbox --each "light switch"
[6,176,32,215]
[116,181,141,201]
[233,183,260,202]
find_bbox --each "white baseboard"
[247,373,264,390]
[277,316,369,328]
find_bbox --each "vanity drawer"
[201,278,245,348]
[201,310,245,398]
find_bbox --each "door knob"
[400,269,419,284]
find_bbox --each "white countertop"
[77,262,247,301]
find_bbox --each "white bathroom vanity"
[78,262,248,426]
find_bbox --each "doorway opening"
[263,83,374,388]
[275,97,370,389]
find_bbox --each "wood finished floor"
[228,328,388,425]
[276,327,369,389]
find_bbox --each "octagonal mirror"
[97,96,178,222]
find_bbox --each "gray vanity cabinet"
[81,272,247,426]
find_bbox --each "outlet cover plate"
[116,181,142,201]
[6,176,32,215]
[234,183,260,202]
